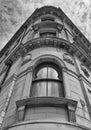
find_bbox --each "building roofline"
[0,6,91,58]
[0,8,38,57]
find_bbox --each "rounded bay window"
[31,62,64,97]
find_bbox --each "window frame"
[15,56,77,123]
[30,62,64,97]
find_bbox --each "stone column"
[62,67,71,98]
[16,67,33,121]
[22,69,33,99]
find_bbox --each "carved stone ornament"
[63,53,74,65]
[16,97,77,122]
[81,64,90,78]
[22,54,32,66]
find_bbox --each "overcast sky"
[0,0,91,50]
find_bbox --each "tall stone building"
[0,6,91,130]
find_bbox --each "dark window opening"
[41,16,55,22]
[40,31,56,37]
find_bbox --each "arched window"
[30,62,64,97]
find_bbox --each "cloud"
[0,0,91,50]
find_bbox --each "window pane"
[37,67,47,79]
[48,81,60,97]
[48,67,58,79]
[31,64,63,98]
[31,81,46,97]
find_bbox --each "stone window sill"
[16,97,77,122]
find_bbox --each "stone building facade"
[0,6,91,130]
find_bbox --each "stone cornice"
[24,37,69,51]
[0,6,91,73]
[57,8,91,48]
[2,36,91,73]
[33,6,91,52]
[68,43,91,71]
[0,6,91,62]
[3,37,69,64]
[16,97,77,108]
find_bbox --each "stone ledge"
[16,97,77,108]
[4,120,91,130]
[16,97,77,122]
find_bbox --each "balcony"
[32,21,63,33]
[16,97,77,122]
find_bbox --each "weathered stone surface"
[0,6,91,130]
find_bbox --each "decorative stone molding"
[21,54,32,66]
[62,67,71,98]
[80,99,85,107]
[63,53,74,65]
[21,71,33,99]
[41,15,55,21]
[32,21,63,33]
[67,103,76,122]
[0,6,91,69]
[81,64,90,78]
[17,106,25,122]
[4,37,70,66]
[24,37,69,53]
[16,97,77,122]
[80,99,86,117]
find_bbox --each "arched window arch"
[16,57,77,123]
[30,62,64,97]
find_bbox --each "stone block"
[34,107,56,113]
[76,115,91,128]
[2,114,16,129]
[77,101,82,108]
[27,113,46,120]
[25,107,35,115]
[46,113,67,121]
[70,91,79,100]
[85,111,90,120]
[76,107,83,117]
